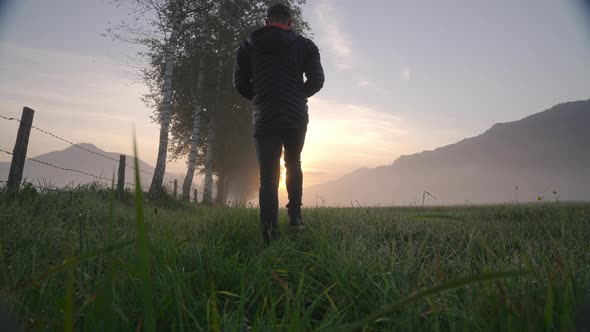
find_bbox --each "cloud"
[0,42,158,165]
[335,62,352,71]
[304,98,410,175]
[356,80,374,88]
[313,3,354,71]
[401,66,411,81]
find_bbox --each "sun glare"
[279,154,287,189]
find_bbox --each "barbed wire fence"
[0,148,139,188]
[0,107,191,200]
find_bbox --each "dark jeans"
[254,125,307,236]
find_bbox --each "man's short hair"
[267,3,291,24]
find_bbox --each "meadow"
[1,185,589,331]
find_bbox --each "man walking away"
[233,3,325,244]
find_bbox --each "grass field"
[1,185,589,331]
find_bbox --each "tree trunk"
[181,56,207,201]
[216,174,229,205]
[202,118,216,204]
[202,59,223,204]
[216,174,225,205]
[149,15,180,195]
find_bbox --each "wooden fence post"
[117,154,126,199]
[194,188,198,203]
[7,107,35,191]
[173,179,178,199]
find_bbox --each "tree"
[181,14,208,201]
[148,0,181,195]
[201,58,224,204]
[107,0,212,196]
[201,117,216,204]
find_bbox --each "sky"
[1,0,590,189]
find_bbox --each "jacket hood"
[248,26,300,53]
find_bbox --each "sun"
[279,156,287,189]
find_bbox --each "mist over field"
[305,100,590,206]
[3,99,588,206]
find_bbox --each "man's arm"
[303,40,325,98]
[233,41,254,100]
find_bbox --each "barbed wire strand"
[0,114,176,183]
[1,177,148,192]
[1,179,147,194]
[0,148,149,190]
[0,180,69,194]
[0,114,119,162]
[0,115,19,122]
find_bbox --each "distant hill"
[0,143,177,190]
[306,99,590,206]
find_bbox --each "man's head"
[266,3,292,27]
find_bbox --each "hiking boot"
[288,208,305,232]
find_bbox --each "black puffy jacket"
[233,26,325,128]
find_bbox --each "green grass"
[1,186,589,331]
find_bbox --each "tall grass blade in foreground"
[12,240,134,290]
[341,270,531,332]
[409,214,465,221]
[133,134,156,332]
[64,267,74,332]
[0,241,9,289]
[103,173,117,331]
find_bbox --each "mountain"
[305,100,590,206]
[0,143,173,190]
